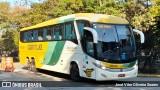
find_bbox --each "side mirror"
[133,29,145,43]
[84,27,98,43]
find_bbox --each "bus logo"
[110,65,118,68]
[84,69,94,77]
[28,44,42,50]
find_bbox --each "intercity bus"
[19,13,144,81]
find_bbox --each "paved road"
[0,63,159,90]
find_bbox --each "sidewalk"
[138,74,160,78]
[13,62,27,71]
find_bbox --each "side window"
[84,30,94,56]
[46,27,52,40]
[71,27,76,39]
[77,21,91,38]
[54,25,60,40]
[22,30,36,42]
[61,25,65,40]
[20,32,24,42]
[65,22,76,40]
[77,22,84,37]
[54,24,64,40]
[24,32,29,42]
[28,31,33,41]
[33,30,38,41]
[52,26,55,40]
[38,29,44,41]
[43,28,47,40]
[65,23,71,39]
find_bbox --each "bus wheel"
[70,63,81,81]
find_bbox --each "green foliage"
[0,2,10,23]
[124,2,153,31]
[1,31,17,51]
[0,0,160,51]
[0,2,19,52]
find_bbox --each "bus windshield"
[93,23,136,63]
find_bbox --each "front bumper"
[95,66,138,81]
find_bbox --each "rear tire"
[70,63,81,81]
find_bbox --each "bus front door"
[82,30,96,79]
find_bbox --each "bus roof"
[20,13,129,31]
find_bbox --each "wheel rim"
[71,64,80,80]
[73,68,79,78]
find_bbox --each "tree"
[0,2,19,53]
[0,2,10,23]
[0,0,160,53]
[1,30,17,52]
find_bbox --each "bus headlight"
[101,63,107,70]
[93,62,108,70]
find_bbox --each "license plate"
[118,74,125,77]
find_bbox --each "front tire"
[70,63,81,81]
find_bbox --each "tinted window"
[20,22,77,42]
[85,31,94,56]
[38,29,44,41]
[28,31,33,41]
[20,32,24,42]
[77,21,91,38]
[33,30,38,41]
[45,27,52,40]
[24,32,28,42]
[65,22,76,40]
[54,25,61,40]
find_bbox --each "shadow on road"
[17,65,134,87]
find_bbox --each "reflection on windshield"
[93,24,135,61]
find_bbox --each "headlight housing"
[93,62,109,70]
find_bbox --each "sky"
[0,0,45,7]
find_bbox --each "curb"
[138,74,160,78]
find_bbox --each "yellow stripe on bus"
[101,62,123,69]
